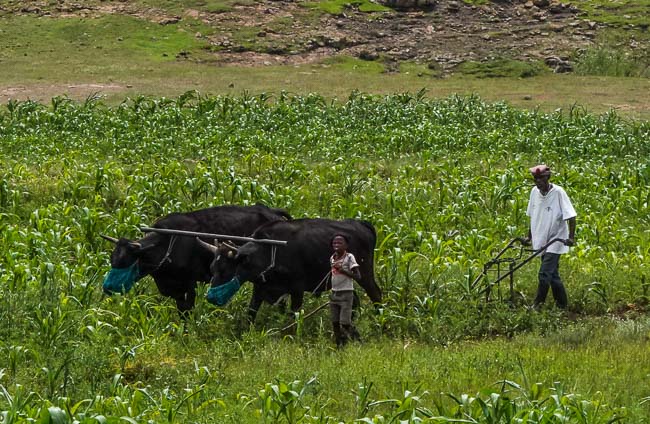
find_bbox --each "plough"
[470,237,567,303]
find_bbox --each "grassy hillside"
[1,1,649,118]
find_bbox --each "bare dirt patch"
[2,0,182,24]
[0,83,126,104]
[213,48,340,66]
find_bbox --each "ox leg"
[351,291,360,321]
[154,278,196,319]
[289,290,304,315]
[247,289,264,323]
[361,274,383,315]
[175,286,196,320]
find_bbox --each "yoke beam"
[140,227,288,246]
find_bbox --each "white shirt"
[526,184,576,254]
[330,252,359,291]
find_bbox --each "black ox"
[198,218,383,322]
[101,204,291,314]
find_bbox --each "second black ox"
[198,218,383,322]
[102,204,291,315]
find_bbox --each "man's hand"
[563,238,575,246]
[520,236,531,246]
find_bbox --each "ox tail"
[358,220,381,303]
[361,265,382,304]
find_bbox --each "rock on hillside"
[204,0,599,73]
[2,0,606,74]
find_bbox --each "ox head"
[102,235,145,268]
[197,238,269,305]
[196,238,244,286]
[101,234,156,294]
[221,241,268,283]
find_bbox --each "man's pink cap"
[529,164,551,176]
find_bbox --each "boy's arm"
[336,265,361,281]
[351,266,361,282]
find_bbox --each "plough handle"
[488,237,528,264]
[487,238,567,287]
[470,237,526,289]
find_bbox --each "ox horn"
[100,234,119,244]
[222,241,239,256]
[196,237,219,255]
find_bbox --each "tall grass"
[574,46,650,77]
[0,93,649,421]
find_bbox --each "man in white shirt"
[524,164,576,309]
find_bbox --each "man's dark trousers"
[534,253,568,309]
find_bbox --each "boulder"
[157,16,181,25]
[447,1,461,12]
[359,50,379,61]
[383,0,437,10]
[545,56,572,73]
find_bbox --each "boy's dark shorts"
[330,290,354,325]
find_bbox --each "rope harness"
[311,271,332,295]
[280,301,331,332]
[258,245,277,283]
[142,235,178,274]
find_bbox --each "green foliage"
[0,14,213,80]
[303,0,390,14]
[575,46,644,77]
[433,380,626,423]
[567,0,650,27]
[322,56,386,73]
[0,92,649,421]
[254,377,318,423]
[457,59,548,78]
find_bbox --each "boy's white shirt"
[526,184,576,254]
[330,252,359,291]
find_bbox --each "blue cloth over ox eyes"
[102,262,142,295]
[206,277,241,306]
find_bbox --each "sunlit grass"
[0,93,648,421]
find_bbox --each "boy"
[330,234,361,347]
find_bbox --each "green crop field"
[1,92,649,422]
